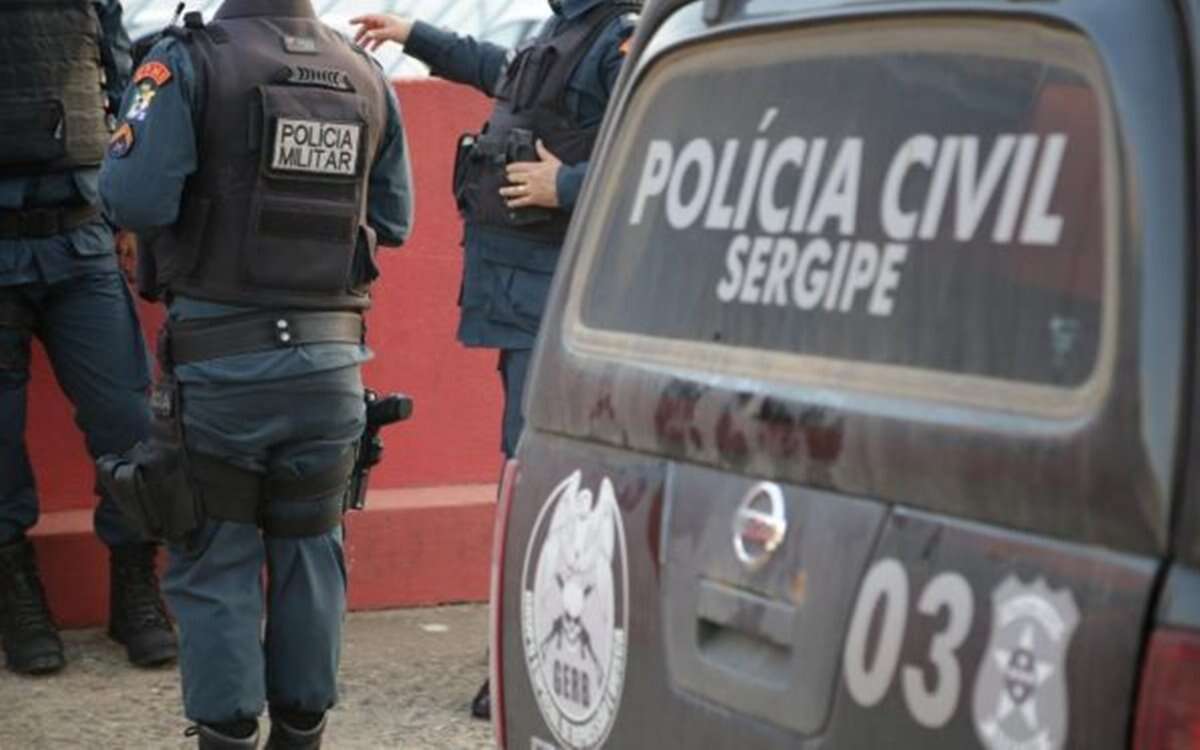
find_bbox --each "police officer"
[352,0,638,720]
[99,0,413,747]
[0,0,177,675]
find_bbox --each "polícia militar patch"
[271,119,362,177]
[108,123,135,159]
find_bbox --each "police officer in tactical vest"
[352,0,638,720]
[0,0,177,675]
[98,0,413,746]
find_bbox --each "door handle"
[697,578,796,649]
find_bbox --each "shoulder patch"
[108,123,135,159]
[134,61,173,87]
[125,79,161,123]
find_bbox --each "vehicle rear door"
[499,0,1190,748]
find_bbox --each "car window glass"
[571,19,1116,408]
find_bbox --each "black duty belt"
[167,310,365,365]
[0,204,101,239]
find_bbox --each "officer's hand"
[351,14,414,51]
[503,141,562,210]
[115,230,139,285]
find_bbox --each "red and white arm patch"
[133,61,173,87]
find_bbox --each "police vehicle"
[488,0,1200,748]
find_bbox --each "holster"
[452,132,554,230]
[96,375,202,545]
[452,132,491,220]
[99,322,367,542]
[347,390,414,512]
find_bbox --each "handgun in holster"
[503,128,555,227]
[453,128,555,228]
[347,390,414,511]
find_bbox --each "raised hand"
[350,14,415,51]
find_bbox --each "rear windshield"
[569,18,1116,408]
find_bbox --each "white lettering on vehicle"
[272,118,361,177]
[629,111,1070,319]
[843,558,975,729]
[842,559,1081,747]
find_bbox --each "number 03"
[842,558,974,729]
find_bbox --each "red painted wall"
[25,80,504,515]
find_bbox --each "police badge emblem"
[521,471,629,750]
[973,577,1080,750]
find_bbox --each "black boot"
[108,542,178,667]
[266,710,326,750]
[471,679,491,720]
[186,723,260,749]
[0,538,65,675]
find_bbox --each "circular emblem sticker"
[521,470,629,750]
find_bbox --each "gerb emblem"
[973,577,1080,750]
[522,471,629,750]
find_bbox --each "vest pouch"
[247,84,367,294]
[455,134,508,221]
[0,98,66,168]
[541,121,601,168]
[500,46,559,113]
[244,195,358,293]
[351,223,380,289]
[257,84,368,186]
[473,154,517,228]
[453,133,483,215]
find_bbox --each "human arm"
[368,75,415,247]
[94,0,134,120]
[99,39,199,231]
[352,14,511,96]
[502,13,637,212]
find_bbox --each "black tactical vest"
[0,0,110,177]
[456,2,636,244]
[151,0,388,310]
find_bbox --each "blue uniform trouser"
[162,366,365,725]
[0,271,151,547]
[499,348,532,458]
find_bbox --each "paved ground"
[0,605,493,749]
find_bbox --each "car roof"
[634,0,1167,36]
